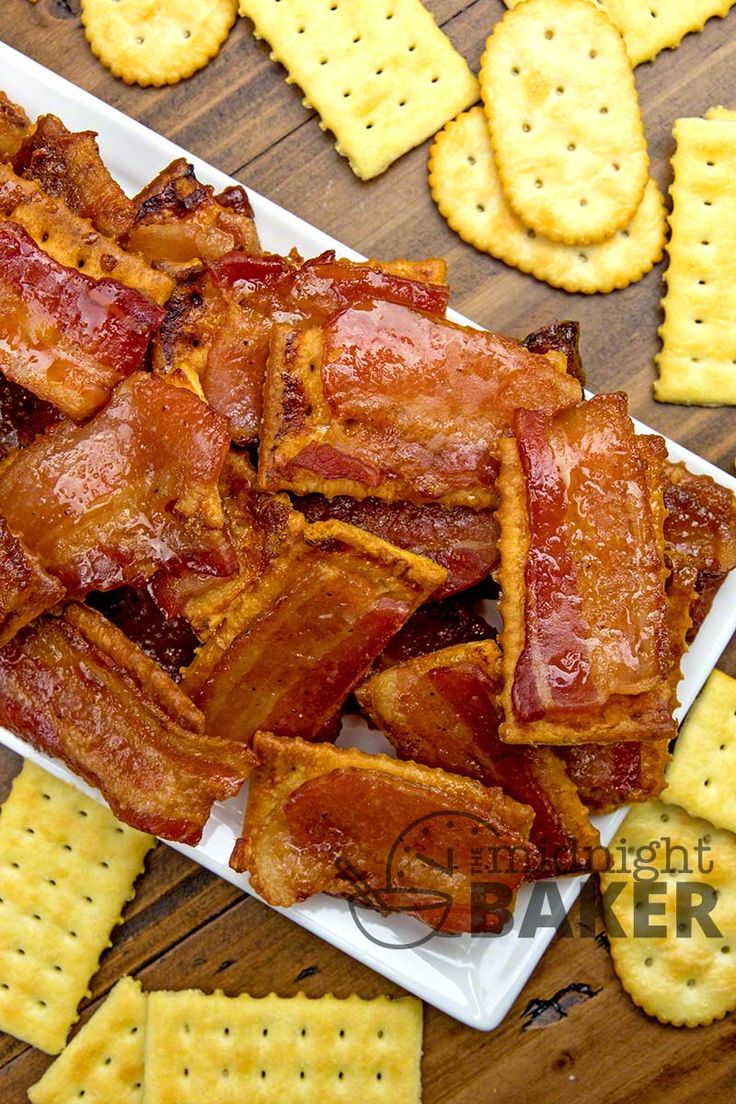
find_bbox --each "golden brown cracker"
[0,762,154,1054]
[661,669,736,832]
[602,799,736,1026]
[143,989,423,1104]
[429,107,665,293]
[238,0,478,180]
[28,977,147,1104]
[655,117,736,406]
[81,0,238,87]
[481,0,649,244]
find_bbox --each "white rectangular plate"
[1,40,735,1031]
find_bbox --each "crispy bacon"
[498,393,674,745]
[258,301,582,506]
[664,461,736,640]
[88,587,199,681]
[123,159,260,272]
[0,372,234,597]
[0,373,63,459]
[295,493,499,600]
[376,593,495,669]
[180,519,446,744]
[12,114,135,239]
[154,250,449,445]
[0,604,254,844]
[0,91,30,161]
[0,519,64,647]
[357,642,603,879]
[0,222,164,419]
[0,164,174,306]
[557,742,671,814]
[232,732,535,933]
[523,320,585,386]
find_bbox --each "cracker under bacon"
[357,641,603,880]
[258,301,583,508]
[0,90,30,161]
[123,159,260,274]
[0,221,165,420]
[0,164,174,306]
[13,114,135,241]
[154,250,450,444]
[232,731,535,934]
[498,393,675,746]
[180,519,446,745]
[0,372,234,598]
[0,604,254,844]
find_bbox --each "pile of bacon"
[0,90,735,934]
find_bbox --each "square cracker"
[655,117,736,406]
[28,976,147,1104]
[601,799,736,1026]
[0,762,154,1054]
[238,0,478,179]
[143,989,423,1104]
[661,668,736,832]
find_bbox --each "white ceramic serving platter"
[1,40,735,1031]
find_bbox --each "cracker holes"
[600,106,609,115]
[620,229,630,239]
[511,66,520,76]
[704,778,711,786]
[579,198,588,207]
[476,203,485,213]
[408,43,416,52]
[544,29,554,39]
[556,86,564,96]
[644,957,653,967]
[650,8,658,17]
[135,36,144,45]
[578,253,588,263]
[535,178,543,189]
[377,1029,385,1038]
[567,142,576,151]
[589,49,597,58]
[261,1027,267,1036]
[301,1028,307,1037]
[377,1072,383,1081]
[366,122,374,130]
[431,75,439,83]
[261,1070,267,1079]
[522,122,532,133]
[722,945,731,954]
[338,1071,345,1079]
[104,1057,112,1066]
[319,58,328,66]
[612,162,621,172]
[467,155,476,165]
[720,743,726,751]
[183,29,191,39]
[300,1071,305,1079]
[686,978,696,987]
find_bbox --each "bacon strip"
[295,493,499,600]
[498,393,674,745]
[0,91,30,161]
[0,372,234,597]
[13,114,135,239]
[155,250,450,445]
[0,373,63,460]
[0,222,164,419]
[88,586,199,681]
[0,605,254,844]
[180,519,446,744]
[376,593,494,670]
[0,519,64,647]
[232,732,535,933]
[357,642,603,879]
[523,320,585,386]
[259,301,582,506]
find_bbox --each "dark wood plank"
[0,1,735,1101]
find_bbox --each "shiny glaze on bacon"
[0,604,254,844]
[0,372,234,597]
[0,519,64,647]
[124,159,260,271]
[259,300,583,506]
[155,250,449,444]
[0,222,164,419]
[180,520,445,744]
[357,643,603,879]
[511,394,669,724]
[523,320,585,386]
[295,492,499,600]
[13,114,135,239]
[557,741,671,814]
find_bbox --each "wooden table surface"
[1,1,736,1101]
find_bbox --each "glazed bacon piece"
[232,732,535,934]
[0,164,174,306]
[88,586,199,681]
[663,460,736,640]
[150,451,302,636]
[523,320,585,386]
[0,91,30,161]
[0,605,255,844]
[0,373,63,460]
[376,593,495,670]
[154,250,449,444]
[124,159,260,273]
[0,519,64,647]
[357,642,603,879]
[12,114,135,239]
[180,519,446,745]
[557,742,671,814]
[0,372,234,597]
[498,393,674,745]
[258,300,583,507]
[295,493,499,601]
[0,222,164,419]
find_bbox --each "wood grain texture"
[0,1,735,1100]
